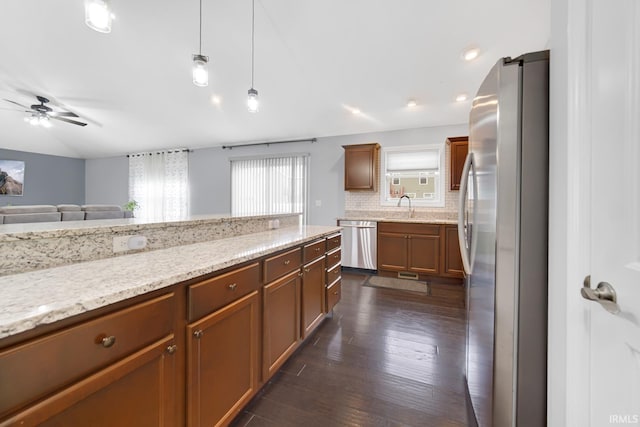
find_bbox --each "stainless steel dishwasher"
[338,220,377,270]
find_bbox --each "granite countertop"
[0,225,339,340]
[337,216,458,225]
[0,213,299,242]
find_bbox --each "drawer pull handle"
[333,291,339,295]
[334,254,339,259]
[166,344,178,355]
[304,268,310,273]
[193,330,203,339]
[228,283,238,291]
[100,335,116,348]
[284,260,291,265]
[315,247,321,252]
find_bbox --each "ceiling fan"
[2,95,87,127]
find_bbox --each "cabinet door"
[186,291,259,427]
[447,136,469,191]
[408,234,440,275]
[301,257,326,338]
[263,270,301,380]
[377,232,407,271]
[442,225,465,278]
[343,144,379,190]
[4,335,177,427]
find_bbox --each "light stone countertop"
[0,213,299,242]
[0,225,340,340]
[337,217,458,225]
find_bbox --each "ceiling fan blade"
[50,116,87,127]
[3,99,29,109]
[0,107,28,112]
[50,111,79,118]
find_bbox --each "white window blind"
[128,149,189,221]
[231,154,308,224]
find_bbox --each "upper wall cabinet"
[343,143,380,191]
[446,136,469,191]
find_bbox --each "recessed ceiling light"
[406,99,417,108]
[462,47,480,61]
[211,95,222,105]
[352,108,361,115]
[456,94,468,102]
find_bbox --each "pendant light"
[247,0,259,112]
[192,0,209,87]
[84,0,113,33]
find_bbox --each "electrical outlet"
[113,235,147,253]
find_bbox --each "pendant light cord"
[251,0,255,88]
[198,0,203,55]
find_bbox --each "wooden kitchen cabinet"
[441,225,465,278]
[343,143,380,191]
[377,222,440,276]
[0,293,178,426]
[186,291,259,427]
[446,136,469,191]
[301,256,326,338]
[263,269,301,380]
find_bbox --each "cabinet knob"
[284,260,291,265]
[97,335,116,348]
[193,330,203,339]
[228,283,237,291]
[333,291,339,295]
[166,344,178,355]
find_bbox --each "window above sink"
[380,144,445,208]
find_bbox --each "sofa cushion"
[84,211,124,220]
[57,204,82,212]
[61,211,86,221]
[0,205,58,214]
[2,212,61,224]
[81,204,122,212]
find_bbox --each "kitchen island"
[0,219,341,427]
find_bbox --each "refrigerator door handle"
[458,152,476,274]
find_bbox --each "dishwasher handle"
[339,224,377,229]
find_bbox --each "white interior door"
[586,0,640,424]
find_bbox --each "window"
[231,154,309,224]
[128,150,190,221]
[380,144,445,207]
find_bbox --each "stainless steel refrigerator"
[457,51,549,427]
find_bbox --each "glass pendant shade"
[192,55,209,87]
[247,88,259,113]
[85,0,112,33]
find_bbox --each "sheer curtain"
[231,154,309,224]
[128,150,189,221]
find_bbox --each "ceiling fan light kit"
[84,0,113,33]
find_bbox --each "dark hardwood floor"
[231,271,468,427]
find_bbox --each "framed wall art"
[0,159,25,196]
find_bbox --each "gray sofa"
[0,204,133,224]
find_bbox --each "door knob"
[581,275,620,314]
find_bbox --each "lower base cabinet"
[187,291,259,427]
[263,270,301,380]
[301,256,326,338]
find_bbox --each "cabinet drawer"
[326,262,341,285]
[264,247,302,283]
[326,247,341,270]
[326,233,342,251]
[0,292,175,419]
[303,239,326,264]
[326,279,342,312]
[377,222,440,235]
[188,262,260,322]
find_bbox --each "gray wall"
[85,124,467,225]
[85,156,129,206]
[0,148,85,206]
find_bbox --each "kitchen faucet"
[397,195,414,218]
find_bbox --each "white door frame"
[548,0,594,425]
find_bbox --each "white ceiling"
[0,0,549,159]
